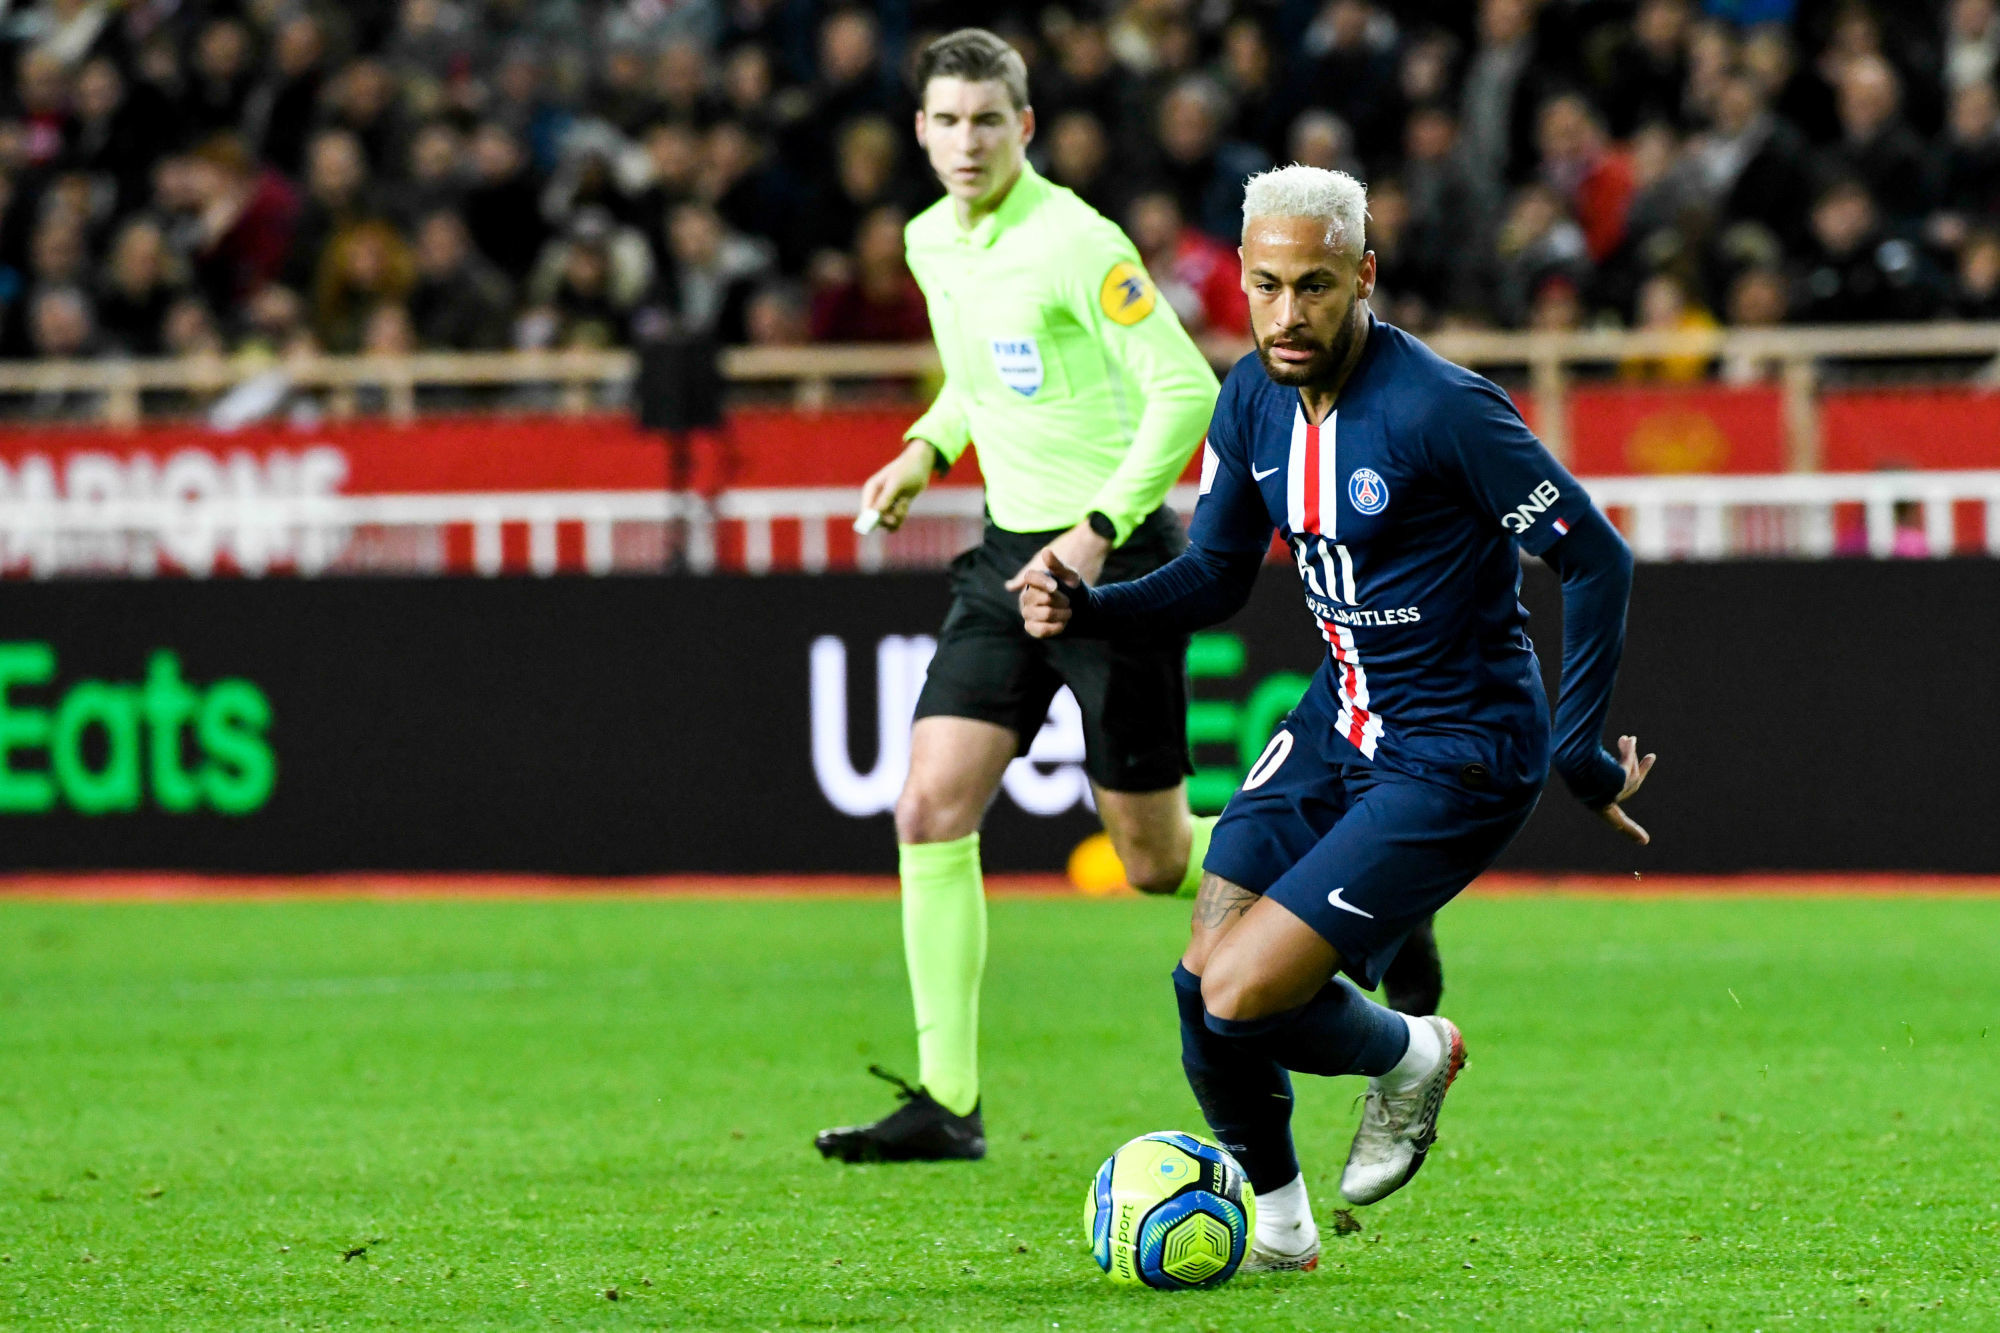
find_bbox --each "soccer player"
[813,30,1221,1163]
[1016,165,1655,1270]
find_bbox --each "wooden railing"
[0,322,1996,467]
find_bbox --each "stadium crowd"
[0,0,1994,367]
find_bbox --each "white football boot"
[1240,1233,1320,1274]
[1240,1175,1320,1273]
[1339,1015,1466,1206]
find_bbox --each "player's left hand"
[1007,548,1082,639]
[1596,734,1657,845]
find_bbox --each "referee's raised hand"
[1008,548,1081,639]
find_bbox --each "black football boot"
[1382,913,1444,1017]
[814,1066,986,1163]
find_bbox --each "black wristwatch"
[1086,510,1117,541]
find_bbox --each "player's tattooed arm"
[1191,875,1259,930]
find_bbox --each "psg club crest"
[1348,467,1390,515]
[990,337,1044,397]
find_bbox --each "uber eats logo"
[0,643,275,816]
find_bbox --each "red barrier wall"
[0,389,1993,502]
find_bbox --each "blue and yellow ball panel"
[1083,1132,1256,1289]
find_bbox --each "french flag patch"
[1552,518,1570,536]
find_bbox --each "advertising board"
[2,562,1995,875]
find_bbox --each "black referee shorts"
[913,507,1193,794]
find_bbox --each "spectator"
[745,280,810,347]
[1527,272,1584,331]
[1742,23,1838,146]
[30,285,95,358]
[1037,19,1124,132]
[29,211,89,292]
[526,207,652,348]
[1124,190,1248,344]
[1361,176,1430,329]
[323,59,409,174]
[410,210,515,350]
[1044,111,1122,220]
[1458,0,1553,192]
[387,0,483,89]
[1928,80,2000,251]
[1212,17,1284,157]
[1537,93,1635,264]
[654,41,720,126]
[656,201,768,344]
[69,56,171,218]
[1721,265,1790,383]
[313,218,417,353]
[703,119,805,270]
[236,283,317,360]
[719,43,785,138]
[362,302,417,356]
[810,205,927,343]
[806,117,909,261]
[96,217,180,356]
[1595,0,1691,135]
[1948,228,2000,318]
[1620,272,1719,382]
[248,13,328,179]
[488,45,570,171]
[807,10,895,160]
[286,131,376,293]
[161,295,225,358]
[1945,0,2000,94]
[1826,55,1932,228]
[595,44,661,136]
[1148,76,1270,243]
[19,0,121,69]
[14,49,73,169]
[186,133,300,314]
[1287,109,1363,180]
[182,18,257,142]
[625,120,703,269]
[1493,182,1592,327]
[462,123,548,280]
[397,123,468,229]
[1401,103,1491,315]
[1291,0,1402,165]
[1792,178,1936,323]
[1703,71,1814,250]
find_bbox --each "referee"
[815,29,1221,1163]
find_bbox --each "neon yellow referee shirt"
[902,162,1220,544]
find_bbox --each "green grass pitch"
[2,890,1997,1331]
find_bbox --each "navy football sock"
[1172,964,1301,1195]
[1204,975,1412,1079]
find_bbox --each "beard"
[1255,297,1362,386]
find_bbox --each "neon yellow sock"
[899,833,985,1116]
[1175,815,1218,898]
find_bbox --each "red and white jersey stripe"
[1319,619,1384,758]
[1284,404,1340,538]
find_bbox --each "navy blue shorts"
[1204,711,1542,990]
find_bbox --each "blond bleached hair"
[1241,165,1368,259]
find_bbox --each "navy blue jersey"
[1181,320,1601,790]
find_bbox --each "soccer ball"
[1084,1131,1256,1289]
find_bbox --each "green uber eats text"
[0,643,275,816]
[1186,632,1310,815]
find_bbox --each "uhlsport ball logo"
[1348,467,1390,515]
[1084,1131,1255,1289]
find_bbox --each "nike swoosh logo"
[1252,464,1280,480]
[1326,886,1375,919]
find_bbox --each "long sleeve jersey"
[1067,319,1634,805]
[902,162,1220,544]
